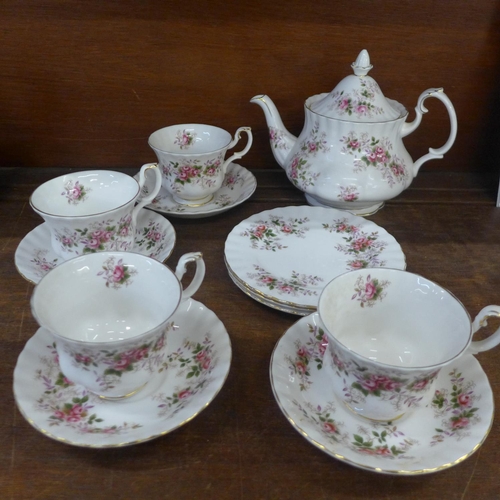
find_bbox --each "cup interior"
[31,252,181,343]
[30,170,140,217]
[149,124,231,155]
[318,269,471,368]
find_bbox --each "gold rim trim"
[14,394,205,448]
[15,357,232,448]
[228,269,310,315]
[226,250,407,311]
[14,260,37,286]
[174,194,215,207]
[30,170,142,219]
[227,266,313,315]
[225,257,317,312]
[97,382,148,401]
[343,401,405,423]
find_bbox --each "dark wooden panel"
[0,0,499,174]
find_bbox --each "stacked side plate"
[224,206,406,314]
[226,259,314,315]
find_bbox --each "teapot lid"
[308,50,406,122]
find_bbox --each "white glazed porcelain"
[270,312,494,475]
[14,299,231,447]
[30,251,205,400]
[317,268,500,421]
[136,162,257,218]
[29,165,162,258]
[14,208,176,284]
[251,49,458,215]
[224,206,406,314]
[225,261,316,316]
[149,124,253,205]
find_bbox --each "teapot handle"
[401,88,458,176]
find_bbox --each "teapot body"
[280,94,413,215]
[253,50,458,215]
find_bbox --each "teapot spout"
[250,94,296,168]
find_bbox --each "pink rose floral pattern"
[328,78,384,119]
[269,126,291,150]
[22,217,172,283]
[30,249,59,279]
[134,220,169,258]
[162,154,224,192]
[430,368,480,445]
[341,132,410,188]
[322,218,389,270]
[294,402,344,443]
[286,122,329,191]
[54,215,134,255]
[350,370,439,400]
[285,323,328,391]
[222,171,245,191]
[351,273,390,307]
[349,425,415,458]
[98,255,138,289]
[154,334,217,418]
[338,185,359,202]
[62,180,91,204]
[63,324,172,393]
[283,320,486,466]
[329,343,440,416]
[50,395,100,426]
[36,342,141,435]
[293,401,417,459]
[246,265,323,298]
[141,163,253,214]
[32,329,221,435]
[241,214,309,251]
[174,129,197,149]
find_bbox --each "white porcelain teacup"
[30,165,162,259]
[31,251,205,399]
[148,124,253,205]
[318,268,500,422]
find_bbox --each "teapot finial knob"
[351,49,373,76]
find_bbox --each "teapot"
[251,49,457,215]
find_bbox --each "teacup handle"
[175,252,206,301]
[222,127,253,171]
[131,163,162,226]
[468,305,500,354]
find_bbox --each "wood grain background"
[1,0,499,175]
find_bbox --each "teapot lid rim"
[306,93,407,123]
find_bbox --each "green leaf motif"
[353,434,364,444]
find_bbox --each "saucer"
[13,299,231,447]
[14,208,176,284]
[226,258,314,316]
[270,312,494,475]
[225,206,406,314]
[136,162,256,218]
